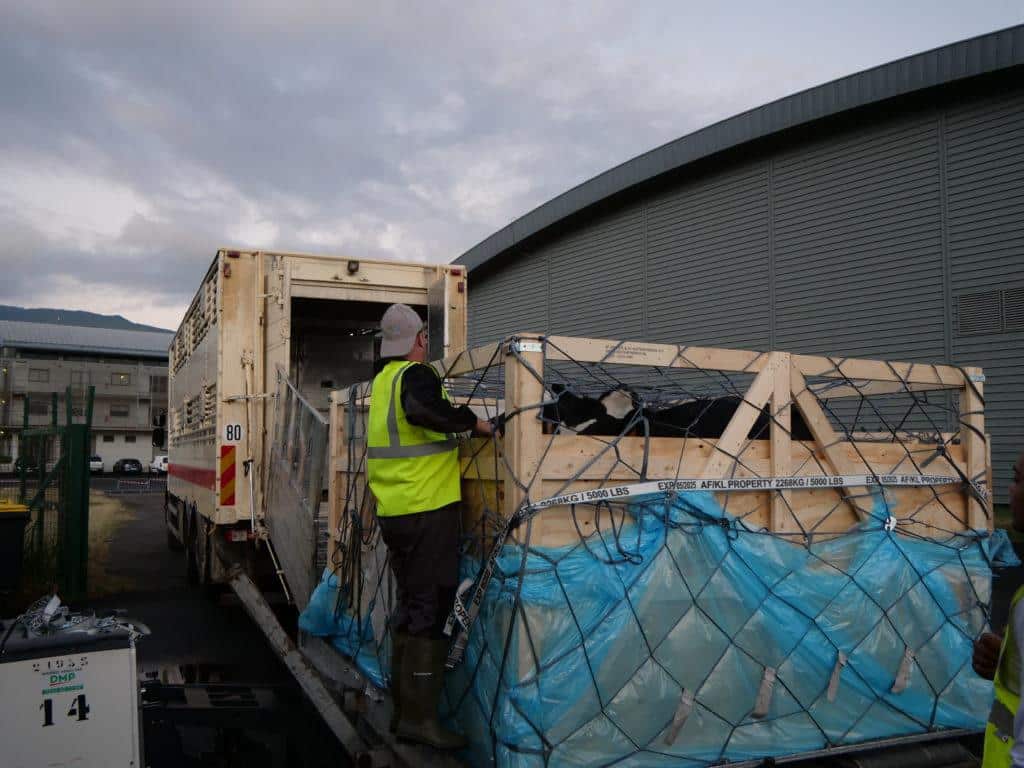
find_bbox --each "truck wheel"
[184,511,199,585]
[165,498,182,551]
[195,519,210,586]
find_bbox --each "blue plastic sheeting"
[299,570,388,689]
[444,492,1006,767]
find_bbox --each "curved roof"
[457,24,1024,274]
[0,320,172,359]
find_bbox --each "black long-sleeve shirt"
[385,361,477,434]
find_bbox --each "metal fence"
[264,367,329,610]
[4,388,93,600]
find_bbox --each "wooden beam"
[794,355,963,387]
[504,338,546,538]
[770,353,794,534]
[806,379,955,400]
[544,335,768,374]
[960,368,989,530]
[790,367,873,522]
[434,334,966,387]
[702,352,784,479]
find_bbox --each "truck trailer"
[166,249,467,595]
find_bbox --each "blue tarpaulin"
[301,491,1015,766]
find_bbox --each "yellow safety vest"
[984,585,1024,767]
[366,360,461,517]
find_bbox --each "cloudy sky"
[1,2,1021,330]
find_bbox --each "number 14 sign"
[1,647,141,766]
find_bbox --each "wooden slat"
[807,379,956,400]
[458,434,969,547]
[770,353,794,534]
[794,354,964,387]
[702,352,783,479]
[960,368,989,530]
[504,341,546,538]
[434,333,966,386]
[790,367,872,521]
[544,335,768,373]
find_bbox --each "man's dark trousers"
[377,502,459,637]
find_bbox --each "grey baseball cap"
[379,303,423,358]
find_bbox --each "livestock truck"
[166,249,467,597]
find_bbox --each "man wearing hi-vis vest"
[974,449,1024,766]
[367,303,494,750]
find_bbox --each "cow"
[541,385,813,441]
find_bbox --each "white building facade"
[0,321,172,470]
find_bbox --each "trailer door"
[427,275,447,363]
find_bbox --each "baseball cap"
[379,303,424,357]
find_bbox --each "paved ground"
[81,484,343,767]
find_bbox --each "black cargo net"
[326,336,996,767]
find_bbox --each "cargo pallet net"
[300,335,1013,767]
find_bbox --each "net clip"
[891,646,915,694]
[827,650,847,703]
[664,688,695,745]
[752,666,777,718]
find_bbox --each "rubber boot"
[395,635,467,750]
[389,631,407,732]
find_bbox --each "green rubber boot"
[389,631,408,732]
[395,635,467,750]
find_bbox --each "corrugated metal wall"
[945,89,1024,503]
[468,83,1024,503]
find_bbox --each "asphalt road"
[82,483,343,767]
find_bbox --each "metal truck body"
[166,249,467,587]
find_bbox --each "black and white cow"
[542,385,813,441]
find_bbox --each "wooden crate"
[328,334,990,561]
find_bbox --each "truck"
[166,249,467,595]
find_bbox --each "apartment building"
[0,320,172,469]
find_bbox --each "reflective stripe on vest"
[366,366,457,459]
[983,585,1024,767]
[366,360,461,517]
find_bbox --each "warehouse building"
[0,321,172,470]
[457,25,1024,503]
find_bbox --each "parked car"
[89,455,104,473]
[14,456,39,474]
[150,455,168,474]
[113,458,143,474]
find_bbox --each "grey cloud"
[1,2,1020,326]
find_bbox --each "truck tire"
[184,510,199,585]
[195,518,210,587]
[165,496,182,551]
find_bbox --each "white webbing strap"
[827,650,848,703]
[752,667,777,719]
[891,646,915,694]
[663,688,695,745]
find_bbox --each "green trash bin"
[0,501,30,591]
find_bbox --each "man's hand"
[473,418,494,437]
[973,631,1003,680]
